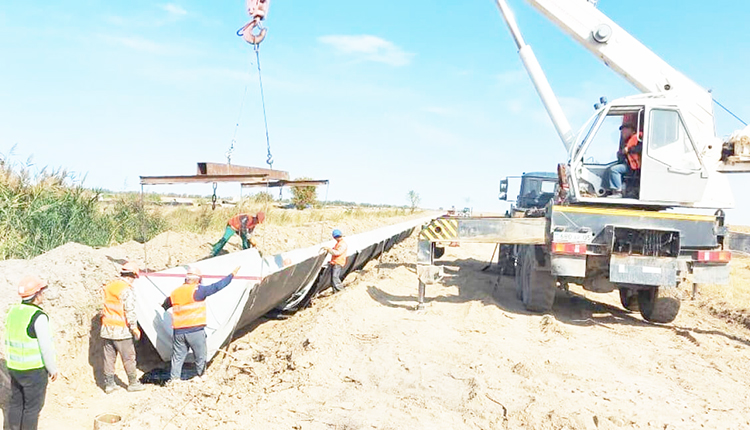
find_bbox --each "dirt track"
[7,236,750,429]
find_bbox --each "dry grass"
[164,201,412,234]
[2,153,414,260]
[1,155,164,259]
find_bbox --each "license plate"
[553,231,592,244]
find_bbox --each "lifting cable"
[226,79,250,165]
[254,43,274,169]
[714,98,748,127]
[318,182,330,244]
[236,2,274,168]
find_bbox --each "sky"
[1,1,749,222]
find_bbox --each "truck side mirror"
[498,178,509,201]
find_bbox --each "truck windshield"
[572,110,603,162]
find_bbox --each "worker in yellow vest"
[100,262,144,394]
[5,275,57,430]
[162,265,240,381]
[321,229,348,293]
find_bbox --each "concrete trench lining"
[133,217,432,362]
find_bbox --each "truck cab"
[565,95,733,209]
[499,171,558,217]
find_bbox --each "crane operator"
[605,122,641,198]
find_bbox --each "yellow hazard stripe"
[439,219,458,236]
[420,218,459,241]
[420,228,437,241]
[553,205,715,222]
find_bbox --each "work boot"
[609,190,623,198]
[127,375,145,392]
[104,375,116,394]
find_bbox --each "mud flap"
[609,255,677,286]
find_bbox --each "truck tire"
[518,245,556,312]
[637,287,680,323]
[619,288,639,312]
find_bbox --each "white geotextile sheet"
[133,216,433,362]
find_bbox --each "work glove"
[249,237,258,248]
[132,327,141,341]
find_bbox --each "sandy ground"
[14,235,748,430]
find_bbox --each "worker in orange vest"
[100,262,144,394]
[210,211,265,257]
[5,275,57,430]
[321,229,348,293]
[605,122,642,198]
[162,265,240,381]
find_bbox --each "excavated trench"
[132,217,431,371]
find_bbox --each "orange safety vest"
[228,214,256,233]
[624,134,641,170]
[331,240,348,266]
[170,283,206,329]
[102,279,129,328]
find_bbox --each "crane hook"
[239,18,267,45]
[239,0,270,45]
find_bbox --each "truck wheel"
[638,287,680,323]
[619,288,639,312]
[520,245,556,312]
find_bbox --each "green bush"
[290,177,317,210]
[253,191,276,204]
[104,194,167,243]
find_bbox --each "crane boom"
[525,0,716,149]
[494,0,576,153]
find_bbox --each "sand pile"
[0,242,121,405]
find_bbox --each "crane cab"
[566,94,732,209]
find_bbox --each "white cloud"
[103,35,199,56]
[423,106,453,116]
[103,15,127,26]
[496,69,527,87]
[106,36,167,53]
[318,35,413,67]
[161,3,187,17]
[139,66,249,85]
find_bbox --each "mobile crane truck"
[417,0,750,323]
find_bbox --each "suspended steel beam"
[241,179,329,188]
[140,174,269,185]
[197,162,289,180]
[141,163,292,185]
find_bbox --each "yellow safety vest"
[5,304,46,371]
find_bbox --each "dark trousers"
[103,338,137,379]
[331,264,343,292]
[170,330,207,380]
[8,368,48,430]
